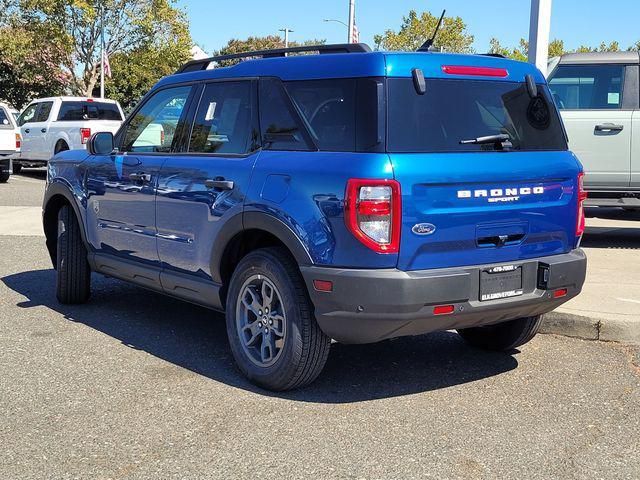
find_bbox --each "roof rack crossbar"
[176,43,372,74]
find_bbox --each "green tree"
[213,36,326,67]
[374,10,474,53]
[0,24,70,107]
[1,0,192,98]
[488,37,565,62]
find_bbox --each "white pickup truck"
[0,102,21,182]
[13,96,124,172]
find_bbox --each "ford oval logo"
[412,223,436,236]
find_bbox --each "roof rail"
[176,43,372,74]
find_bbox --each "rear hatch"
[387,71,582,271]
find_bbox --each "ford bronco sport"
[43,43,587,390]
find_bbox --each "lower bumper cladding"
[301,250,587,344]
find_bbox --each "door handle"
[24,128,30,134]
[595,123,624,132]
[41,128,47,133]
[129,173,152,183]
[205,178,234,190]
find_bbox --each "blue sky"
[177,0,640,54]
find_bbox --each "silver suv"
[547,52,640,210]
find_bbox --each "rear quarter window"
[387,78,568,153]
[548,64,625,110]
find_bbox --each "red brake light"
[553,288,568,299]
[433,305,455,316]
[80,128,91,144]
[15,133,21,149]
[442,65,509,77]
[576,172,588,237]
[313,280,333,292]
[86,98,94,102]
[345,179,401,254]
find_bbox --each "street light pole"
[528,0,553,74]
[100,6,105,99]
[279,28,293,49]
[347,0,355,43]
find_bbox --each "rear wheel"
[225,247,331,391]
[12,163,21,174]
[457,315,543,351]
[54,141,69,155]
[56,205,91,304]
[0,171,8,183]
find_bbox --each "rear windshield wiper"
[459,133,511,146]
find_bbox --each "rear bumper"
[301,250,587,344]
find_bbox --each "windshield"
[387,78,567,153]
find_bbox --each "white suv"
[14,97,124,171]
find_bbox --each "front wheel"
[457,315,543,351]
[56,205,91,304]
[225,248,331,391]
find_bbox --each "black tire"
[55,141,69,155]
[457,315,543,351]
[225,247,331,391]
[0,171,8,183]
[56,205,91,304]
[12,163,21,174]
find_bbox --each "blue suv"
[43,43,587,390]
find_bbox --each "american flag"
[350,15,359,43]
[102,51,112,78]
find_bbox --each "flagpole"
[348,0,355,43]
[100,5,105,99]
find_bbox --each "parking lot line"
[0,206,43,236]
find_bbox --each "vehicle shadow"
[2,269,519,403]
[583,207,640,249]
[15,168,47,180]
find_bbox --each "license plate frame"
[479,265,523,302]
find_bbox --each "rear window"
[387,78,567,153]
[57,101,123,121]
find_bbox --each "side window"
[189,81,255,154]
[36,102,54,122]
[18,103,38,126]
[285,79,357,151]
[121,85,191,153]
[258,78,313,151]
[0,108,10,128]
[548,65,625,109]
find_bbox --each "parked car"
[547,51,640,210]
[0,101,21,183]
[43,44,587,390]
[13,96,124,172]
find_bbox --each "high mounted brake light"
[442,65,509,77]
[345,179,401,254]
[80,128,91,145]
[576,172,588,238]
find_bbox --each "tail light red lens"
[345,179,401,254]
[15,133,21,149]
[80,128,91,144]
[576,172,588,237]
[433,305,455,316]
[442,65,509,77]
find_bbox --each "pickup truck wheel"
[225,247,331,391]
[0,171,9,183]
[56,205,91,304]
[54,141,69,154]
[12,163,21,174]
[457,315,543,351]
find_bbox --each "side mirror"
[88,131,114,155]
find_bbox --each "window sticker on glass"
[607,92,620,105]
[205,102,217,121]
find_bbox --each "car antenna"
[418,9,446,52]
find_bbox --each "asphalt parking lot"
[1,170,639,479]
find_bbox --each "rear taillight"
[15,133,21,149]
[345,179,401,254]
[576,172,588,237]
[80,128,91,144]
[160,129,165,145]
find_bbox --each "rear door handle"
[205,178,234,190]
[129,173,152,183]
[595,123,624,132]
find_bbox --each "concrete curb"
[542,311,640,345]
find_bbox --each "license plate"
[480,265,523,302]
